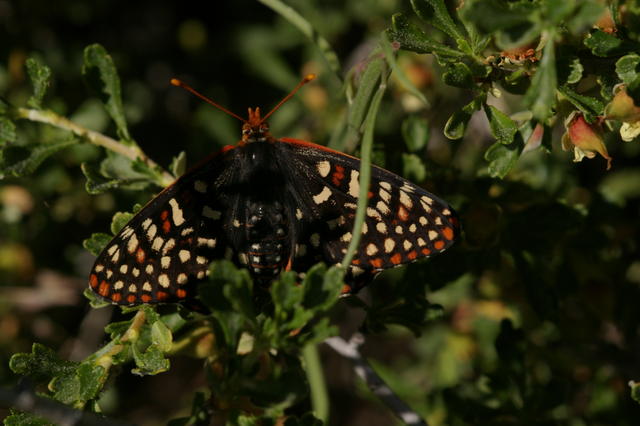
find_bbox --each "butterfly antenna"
[260,74,316,123]
[170,78,247,123]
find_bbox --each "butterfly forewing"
[89,154,232,305]
[278,138,460,285]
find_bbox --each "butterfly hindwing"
[278,138,460,286]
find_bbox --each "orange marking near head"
[370,258,383,268]
[398,205,409,221]
[442,227,455,241]
[341,284,352,294]
[156,291,169,301]
[127,294,137,303]
[98,281,110,297]
[176,289,187,298]
[160,210,169,220]
[136,247,146,263]
[351,259,360,265]
[421,248,431,255]
[390,253,402,264]
[141,294,152,303]
[368,191,374,199]
[111,293,122,302]
[90,274,98,288]
[407,250,418,260]
[434,240,445,250]
[162,220,171,234]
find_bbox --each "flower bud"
[561,112,612,170]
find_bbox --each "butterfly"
[88,74,460,305]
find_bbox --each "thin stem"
[325,335,428,426]
[13,107,175,187]
[302,343,329,422]
[256,0,342,83]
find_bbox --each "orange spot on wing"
[390,253,402,264]
[136,247,146,263]
[351,259,360,265]
[98,281,110,297]
[332,165,345,186]
[434,240,445,250]
[127,294,137,303]
[442,227,455,241]
[367,191,374,199]
[407,250,417,260]
[176,289,187,298]
[341,284,352,294]
[160,210,169,220]
[111,293,122,302]
[398,206,409,221]
[141,294,152,303]
[421,248,431,255]
[370,258,383,268]
[162,220,171,234]
[90,274,98,288]
[156,291,169,301]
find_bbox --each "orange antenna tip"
[304,73,317,82]
[170,78,182,87]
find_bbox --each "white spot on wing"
[348,170,360,198]
[313,186,332,205]
[169,198,185,226]
[376,201,390,215]
[177,273,188,284]
[317,160,330,177]
[399,191,413,209]
[114,280,124,290]
[158,274,170,288]
[428,230,438,240]
[152,236,164,251]
[143,282,152,292]
[127,234,139,253]
[179,250,191,263]
[380,181,391,190]
[384,238,395,253]
[376,222,387,234]
[366,243,378,256]
[161,256,171,269]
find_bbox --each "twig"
[13,107,175,187]
[324,334,428,426]
[0,382,135,426]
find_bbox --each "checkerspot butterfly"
[89,74,460,305]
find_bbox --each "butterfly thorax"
[229,140,292,281]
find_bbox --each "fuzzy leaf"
[170,151,186,177]
[410,0,465,40]
[444,98,481,139]
[443,62,474,89]
[402,153,427,182]
[82,233,112,256]
[524,37,557,121]
[584,30,633,57]
[110,210,135,235]
[131,344,170,376]
[484,104,518,144]
[82,44,131,141]
[485,140,521,178]
[0,116,16,145]
[25,58,52,109]
[0,138,78,178]
[388,14,464,59]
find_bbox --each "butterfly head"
[242,107,271,143]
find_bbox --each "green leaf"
[9,343,76,379]
[131,343,170,376]
[584,30,633,57]
[83,288,112,309]
[25,58,52,109]
[558,86,605,121]
[616,54,640,84]
[51,363,106,405]
[82,233,111,256]
[380,32,429,108]
[301,264,343,313]
[98,152,154,190]
[170,150,186,177]
[151,320,173,352]
[524,36,557,121]
[484,140,522,178]
[444,98,481,140]
[110,210,135,235]
[402,153,427,182]
[401,115,430,151]
[410,0,465,41]
[4,411,53,426]
[82,44,131,141]
[81,162,149,194]
[443,62,474,89]
[0,138,78,178]
[484,104,518,144]
[387,14,464,59]
[0,116,16,145]
[630,381,640,404]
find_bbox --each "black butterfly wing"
[278,138,460,290]
[89,148,239,305]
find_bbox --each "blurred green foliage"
[1,0,640,425]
